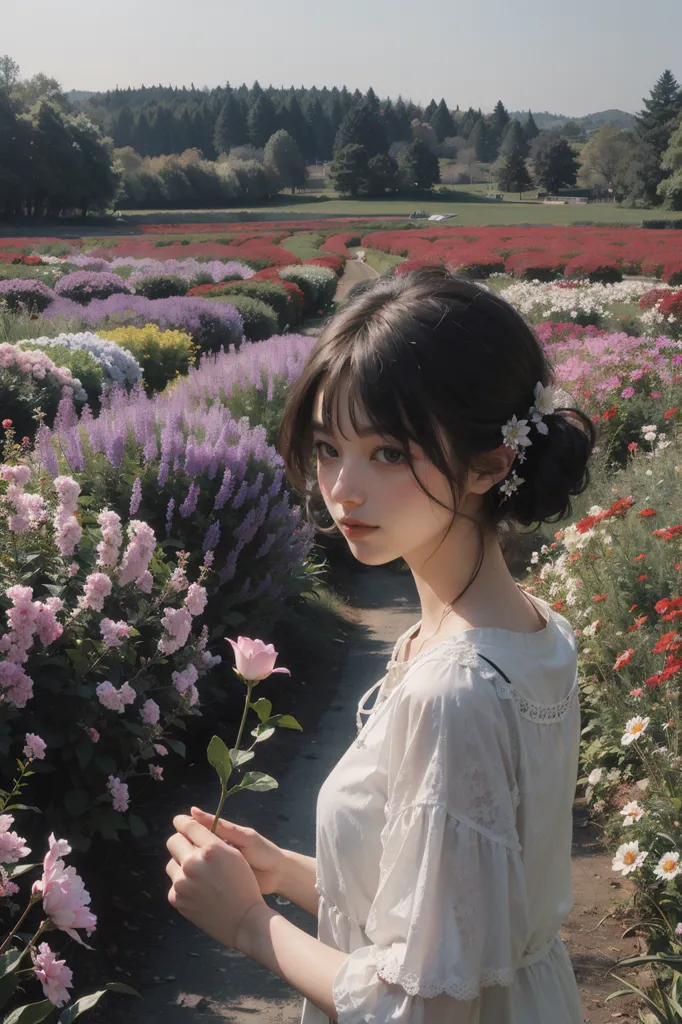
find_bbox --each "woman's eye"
[374,447,406,465]
[313,440,337,460]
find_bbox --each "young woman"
[166,268,595,1023]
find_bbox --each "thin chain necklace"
[402,601,455,663]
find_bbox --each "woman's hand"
[190,806,287,895]
[166,813,266,951]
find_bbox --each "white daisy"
[654,851,682,881]
[501,415,531,451]
[612,840,648,875]
[620,800,645,825]
[621,716,650,746]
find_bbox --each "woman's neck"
[405,516,536,642]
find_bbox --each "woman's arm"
[277,849,319,916]
[238,902,347,1021]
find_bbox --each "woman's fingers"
[191,807,243,844]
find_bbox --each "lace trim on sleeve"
[373,946,515,1000]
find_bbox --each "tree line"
[0,53,681,218]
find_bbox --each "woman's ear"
[466,445,516,495]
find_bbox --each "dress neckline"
[392,587,554,670]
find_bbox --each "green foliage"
[334,98,387,159]
[399,140,441,190]
[264,130,306,193]
[534,138,580,192]
[210,294,278,341]
[132,274,190,299]
[658,121,682,210]
[204,280,299,330]
[213,85,249,154]
[330,144,370,198]
[279,264,337,313]
[498,152,533,197]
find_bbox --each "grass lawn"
[350,247,406,274]
[279,232,325,259]
[119,196,682,227]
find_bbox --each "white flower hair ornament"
[498,382,561,502]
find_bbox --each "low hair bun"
[505,408,596,527]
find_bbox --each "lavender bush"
[0,279,55,314]
[66,254,254,283]
[43,384,315,631]
[44,294,244,353]
[54,271,133,305]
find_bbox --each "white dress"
[300,591,585,1024]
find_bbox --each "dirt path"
[334,257,380,304]
[119,566,647,1023]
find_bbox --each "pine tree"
[305,96,334,161]
[424,98,438,122]
[400,139,440,190]
[499,119,529,159]
[334,98,386,158]
[213,87,249,154]
[330,143,369,197]
[636,69,682,155]
[430,98,456,142]
[469,118,493,162]
[391,97,412,143]
[112,105,134,149]
[367,153,399,195]
[247,92,279,149]
[282,94,311,159]
[498,151,533,198]
[524,110,540,142]
[489,100,510,159]
[534,138,579,193]
[657,121,682,209]
[458,107,479,139]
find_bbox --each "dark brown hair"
[279,266,595,553]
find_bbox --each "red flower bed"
[658,291,682,317]
[321,233,355,256]
[0,253,42,265]
[639,288,672,309]
[362,227,682,281]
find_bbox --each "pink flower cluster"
[149,764,163,781]
[0,342,80,390]
[99,618,132,648]
[79,571,112,612]
[141,698,160,724]
[0,866,20,897]
[96,509,122,567]
[157,583,207,656]
[53,476,82,557]
[106,775,130,812]
[118,520,156,586]
[33,833,97,944]
[172,662,199,705]
[24,732,46,760]
[0,813,31,863]
[32,941,73,1007]
[1,463,45,533]
[0,585,63,707]
[96,680,136,713]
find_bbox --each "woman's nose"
[330,463,364,506]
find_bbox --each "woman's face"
[312,382,478,568]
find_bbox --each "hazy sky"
[5,0,681,115]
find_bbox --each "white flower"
[621,716,650,746]
[635,777,650,791]
[540,544,549,555]
[501,415,531,451]
[654,851,682,881]
[530,551,539,565]
[641,424,657,433]
[644,431,657,442]
[612,840,648,875]
[607,768,621,783]
[531,381,557,418]
[587,768,603,785]
[620,800,645,825]
[499,470,524,500]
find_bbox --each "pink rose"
[34,834,97,945]
[226,636,290,682]
[32,942,73,1006]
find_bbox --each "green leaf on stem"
[0,949,23,979]
[6,862,39,879]
[250,725,275,743]
[0,971,18,1009]
[165,739,185,758]
[207,736,232,789]
[237,771,278,793]
[249,698,272,723]
[57,983,139,1023]
[128,814,147,838]
[229,749,254,767]
[275,715,303,731]
[4,999,54,1024]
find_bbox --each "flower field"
[1,218,682,1016]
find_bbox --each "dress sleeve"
[331,650,529,1023]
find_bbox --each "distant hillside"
[67,90,96,104]
[509,108,636,132]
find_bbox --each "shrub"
[279,264,337,314]
[0,264,62,286]
[19,342,104,409]
[504,253,564,281]
[0,279,55,313]
[0,342,85,437]
[132,274,190,299]
[564,257,623,284]
[0,465,215,846]
[195,280,300,330]
[54,271,133,305]
[98,324,197,393]
[455,257,506,279]
[210,295,279,342]
[44,295,244,354]
[663,261,682,287]
[18,333,142,392]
